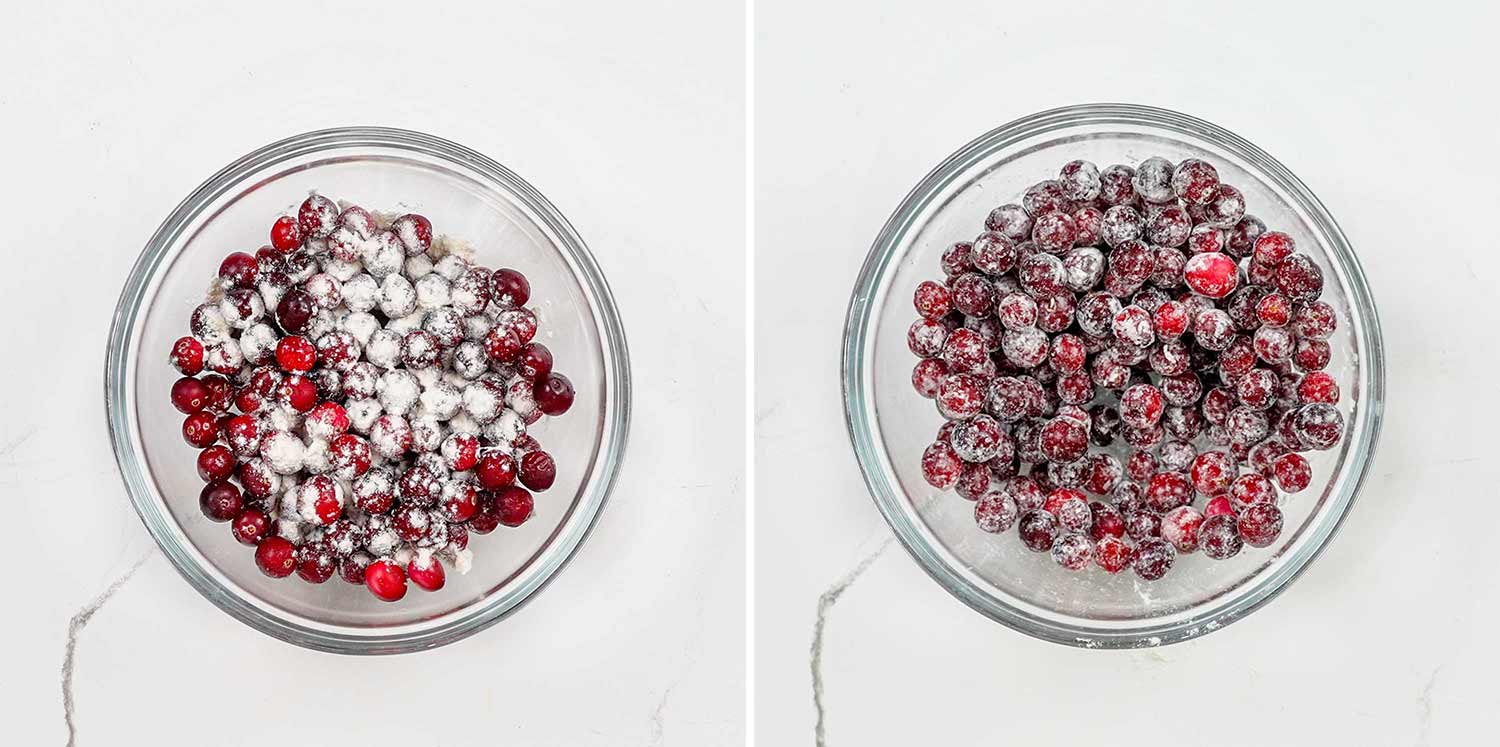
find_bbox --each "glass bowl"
[106,127,631,654]
[842,104,1384,647]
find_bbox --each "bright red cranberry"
[1126,450,1157,482]
[254,536,298,578]
[171,377,211,414]
[1297,372,1340,404]
[1190,450,1236,495]
[275,336,316,372]
[275,288,316,335]
[1153,301,1190,339]
[169,337,205,376]
[329,434,372,478]
[1294,339,1332,371]
[1255,293,1292,327]
[364,558,408,602]
[1271,452,1312,492]
[1038,417,1088,463]
[1119,384,1165,429]
[921,441,963,488]
[1204,495,1235,518]
[182,411,219,448]
[218,252,259,289]
[491,268,531,308]
[1094,536,1132,573]
[277,375,318,412]
[270,215,302,253]
[198,480,242,521]
[517,343,554,382]
[476,454,518,490]
[196,445,236,481]
[230,509,270,545]
[1089,501,1125,539]
[441,481,480,523]
[1252,231,1294,265]
[1201,514,1244,559]
[484,326,524,364]
[1132,539,1176,580]
[1183,252,1238,299]
[296,543,337,584]
[1161,506,1204,553]
[1238,503,1284,548]
[407,553,446,591]
[533,373,575,416]
[1017,510,1059,552]
[392,213,432,255]
[1228,473,1276,511]
[496,485,534,527]
[1145,471,1192,512]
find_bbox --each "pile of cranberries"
[169,194,576,602]
[911,157,1344,581]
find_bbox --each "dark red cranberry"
[1201,514,1243,559]
[182,411,219,448]
[339,553,373,585]
[1017,510,1059,552]
[534,373,575,416]
[1292,403,1344,450]
[254,536,298,578]
[297,195,339,238]
[198,480,242,521]
[392,505,431,542]
[1089,502,1125,539]
[1132,539,1176,580]
[491,268,531,308]
[398,466,440,507]
[1275,254,1324,302]
[230,509,270,545]
[496,485,534,527]
[518,450,556,491]
[517,343,554,382]
[171,377,211,414]
[296,543,337,584]
[196,445,236,481]
[1294,339,1332,371]
[364,558,408,601]
[275,288,316,335]
[392,213,433,255]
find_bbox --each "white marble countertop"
[755,0,1498,744]
[0,2,744,744]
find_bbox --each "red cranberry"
[1292,403,1344,450]
[250,538,295,582]
[470,454,517,492]
[270,215,302,253]
[1271,452,1312,493]
[1145,471,1192,512]
[296,543,338,584]
[278,374,318,412]
[171,377,211,414]
[1038,417,1088,463]
[491,268,531,308]
[1089,501,1126,539]
[1297,372,1340,404]
[1094,536,1132,573]
[229,509,269,546]
[275,288,316,335]
[353,470,395,514]
[1017,510,1059,552]
[218,252,259,289]
[182,411,219,448]
[1238,503,1284,548]
[1204,495,1235,518]
[1161,505,1204,553]
[1051,533,1092,570]
[1190,450,1236,495]
[519,451,556,491]
[534,373,575,416]
[275,336,316,372]
[1294,339,1332,371]
[391,213,432,255]
[196,445,236,481]
[1119,384,1165,429]
[364,558,408,602]
[169,337,205,375]
[517,343,554,382]
[1201,514,1244,559]
[329,434,372,478]
[392,505,432,542]
[1031,211,1077,254]
[1275,254,1324,302]
[296,195,338,238]
[198,480,242,521]
[441,481,480,523]
[1229,473,1276,511]
[407,553,446,591]
[974,488,1019,533]
[496,486,534,527]
[1132,539,1176,580]
[1183,252,1238,299]
[913,280,952,319]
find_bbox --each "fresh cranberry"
[1132,539,1175,580]
[340,553,373,585]
[1094,536,1132,573]
[392,505,431,543]
[491,268,531,308]
[1161,506,1204,553]
[296,195,339,238]
[269,215,302,253]
[301,475,344,525]
[1204,495,1236,518]
[278,374,318,412]
[254,536,298,578]
[1145,471,1192,512]
[1294,339,1332,371]
[441,481,480,523]
[496,486,534,527]
[1183,252,1238,299]
[196,445,236,481]
[296,543,338,584]
[1190,450,1236,495]
[275,336,316,372]
[517,343,554,382]
[518,451,556,491]
[329,434,371,478]
[353,470,395,514]
[1201,514,1244,559]
[364,558,408,601]
[1297,372,1340,404]
[530,373,575,417]
[1238,503,1284,548]
[912,280,952,319]
[1292,403,1344,450]
[476,453,519,491]
[921,441,963,488]
[391,213,432,255]
[1271,452,1312,493]
[1017,510,1059,552]
[219,252,259,289]
[1051,533,1092,570]
[275,288,316,335]
[182,411,219,448]
[171,377,211,414]
[198,480,242,521]
[230,509,270,545]
[407,553,446,591]
[1089,501,1125,539]
[1275,254,1324,302]
[169,337,205,376]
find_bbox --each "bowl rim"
[105,126,632,654]
[841,103,1385,648]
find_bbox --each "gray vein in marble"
[1418,664,1443,745]
[62,551,153,747]
[648,682,675,746]
[810,539,892,747]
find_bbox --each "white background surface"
[756,1,1498,744]
[0,1,744,745]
